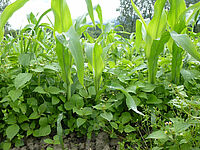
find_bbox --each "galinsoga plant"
[132,0,200,84]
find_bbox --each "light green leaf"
[124,124,136,133]
[9,89,22,101]
[18,53,31,67]
[14,73,32,89]
[110,122,118,129]
[95,4,103,26]
[2,142,11,150]
[33,86,46,94]
[57,113,64,149]
[109,82,144,116]
[130,0,147,29]
[52,96,60,105]
[100,112,113,122]
[0,0,29,41]
[39,117,48,127]
[29,111,40,119]
[77,118,86,127]
[171,31,200,62]
[64,27,84,86]
[6,124,20,140]
[47,86,61,95]
[33,125,51,137]
[147,130,168,139]
[85,0,95,26]
[93,43,104,92]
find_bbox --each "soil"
[10,132,122,150]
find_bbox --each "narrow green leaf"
[130,0,147,29]
[95,4,103,27]
[0,0,29,41]
[64,27,84,86]
[135,20,143,51]
[57,113,64,149]
[93,43,104,92]
[85,0,95,26]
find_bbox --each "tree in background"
[117,0,156,33]
[117,0,199,34]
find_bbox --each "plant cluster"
[0,0,200,150]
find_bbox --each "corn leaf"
[51,0,73,84]
[171,31,200,62]
[64,27,84,86]
[135,20,143,51]
[171,43,183,84]
[148,32,170,83]
[0,0,29,42]
[95,4,103,26]
[85,0,95,26]
[93,43,104,92]
[168,0,186,33]
[130,0,147,29]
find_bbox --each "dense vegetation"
[0,0,200,149]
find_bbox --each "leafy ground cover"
[0,0,200,150]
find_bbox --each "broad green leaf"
[170,118,191,133]
[39,117,48,126]
[2,142,11,150]
[47,86,61,95]
[6,124,20,140]
[70,94,84,109]
[9,89,22,101]
[14,73,32,89]
[109,83,144,116]
[33,86,46,94]
[29,111,40,119]
[93,43,104,92]
[38,103,47,114]
[171,31,200,62]
[85,0,95,26]
[147,130,168,139]
[33,125,51,137]
[52,96,60,105]
[27,98,38,106]
[18,53,31,67]
[0,0,29,42]
[77,118,86,127]
[124,125,136,133]
[100,112,113,121]
[146,94,162,104]
[120,112,132,125]
[110,122,118,129]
